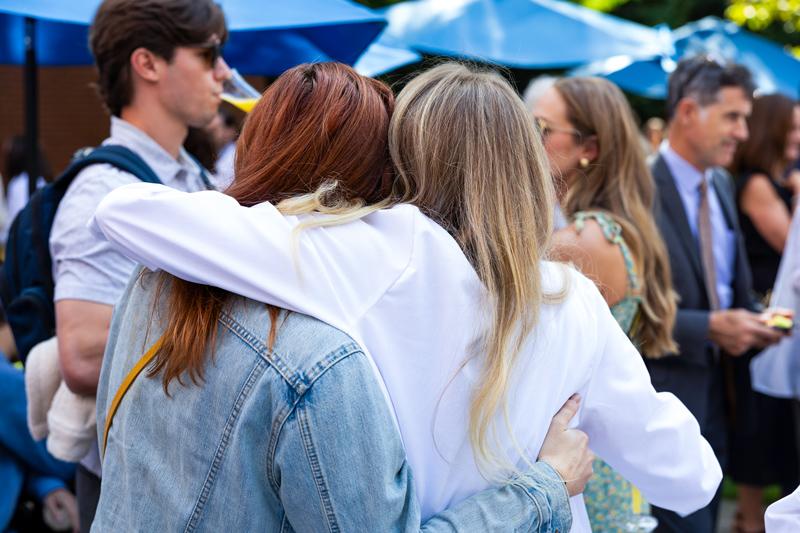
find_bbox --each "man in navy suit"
[648,56,785,532]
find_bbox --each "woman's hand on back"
[538,394,594,496]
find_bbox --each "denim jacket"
[92,273,572,532]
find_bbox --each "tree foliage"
[572,0,799,53]
[726,1,800,54]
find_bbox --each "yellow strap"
[631,485,643,514]
[101,336,164,457]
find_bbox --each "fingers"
[764,307,794,319]
[550,394,581,430]
[750,324,785,346]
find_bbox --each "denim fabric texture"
[92,273,572,532]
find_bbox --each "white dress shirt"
[90,184,722,530]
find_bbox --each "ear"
[675,98,700,127]
[580,135,599,163]
[129,47,162,83]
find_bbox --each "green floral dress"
[572,211,649,532]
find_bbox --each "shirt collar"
[660,142,713,196]
[107,117,202,185]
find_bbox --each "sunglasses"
[188,38,223,69]
[534,117,582,140]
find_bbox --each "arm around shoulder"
[91,183,409,330]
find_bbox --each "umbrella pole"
[24,17,39,196]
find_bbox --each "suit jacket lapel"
[652,155,705,283]
[711,170,737,230]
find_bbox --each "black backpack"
[0,145,162,361]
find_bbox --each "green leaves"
[726,1,800,56]
[579,0,631,12]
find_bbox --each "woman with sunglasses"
[91,63,720,531]
[531,77,678,531]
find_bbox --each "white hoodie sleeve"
[579,286,722,516]
[90,183,414,333]
[765,484,800,533]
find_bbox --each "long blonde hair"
[555,77,678,357]
[390,63,560,473]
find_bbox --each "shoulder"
[58,163,140,218]
[540,261,608,333]
[51,164,138,248]
[551,217,630,305]
[738,172,787,210]
[551,220,625,275]
[649,153,672,182]
[739,172,777,197]
[361,202,455,273]
[252,307,365,391]
[541,260,602,301]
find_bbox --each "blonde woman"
[532,77,678,530]
[90,63,720,530]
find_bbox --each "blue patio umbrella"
[573,17,800,100]
[354,31,422,77]
[0,0,385,189]
[0,0,385,71]
[378,0,666,69]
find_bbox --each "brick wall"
[0,66,266,174]
[0,66,109,173]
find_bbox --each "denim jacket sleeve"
[272,349,572,533]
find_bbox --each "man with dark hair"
[50,1,229,530]
[648,55,784,532]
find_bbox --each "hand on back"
[538,394,594,496]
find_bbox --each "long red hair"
[148,63,395,392]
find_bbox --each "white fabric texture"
[24,336,96,462]
[765,484,800,532]
[751,204,800,398]
[90,183,722,531]
[46,381,96,462]
[25,337,63,440]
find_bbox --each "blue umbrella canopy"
[0,0,385,193]
[574,17,800,100]
[354,31,422,77]
[0,0,386,73]
[380,0,666,68]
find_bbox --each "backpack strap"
[75,145,163,185]
[101,335,164,457]
[27,145,164,301]
[184,153,217,191]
